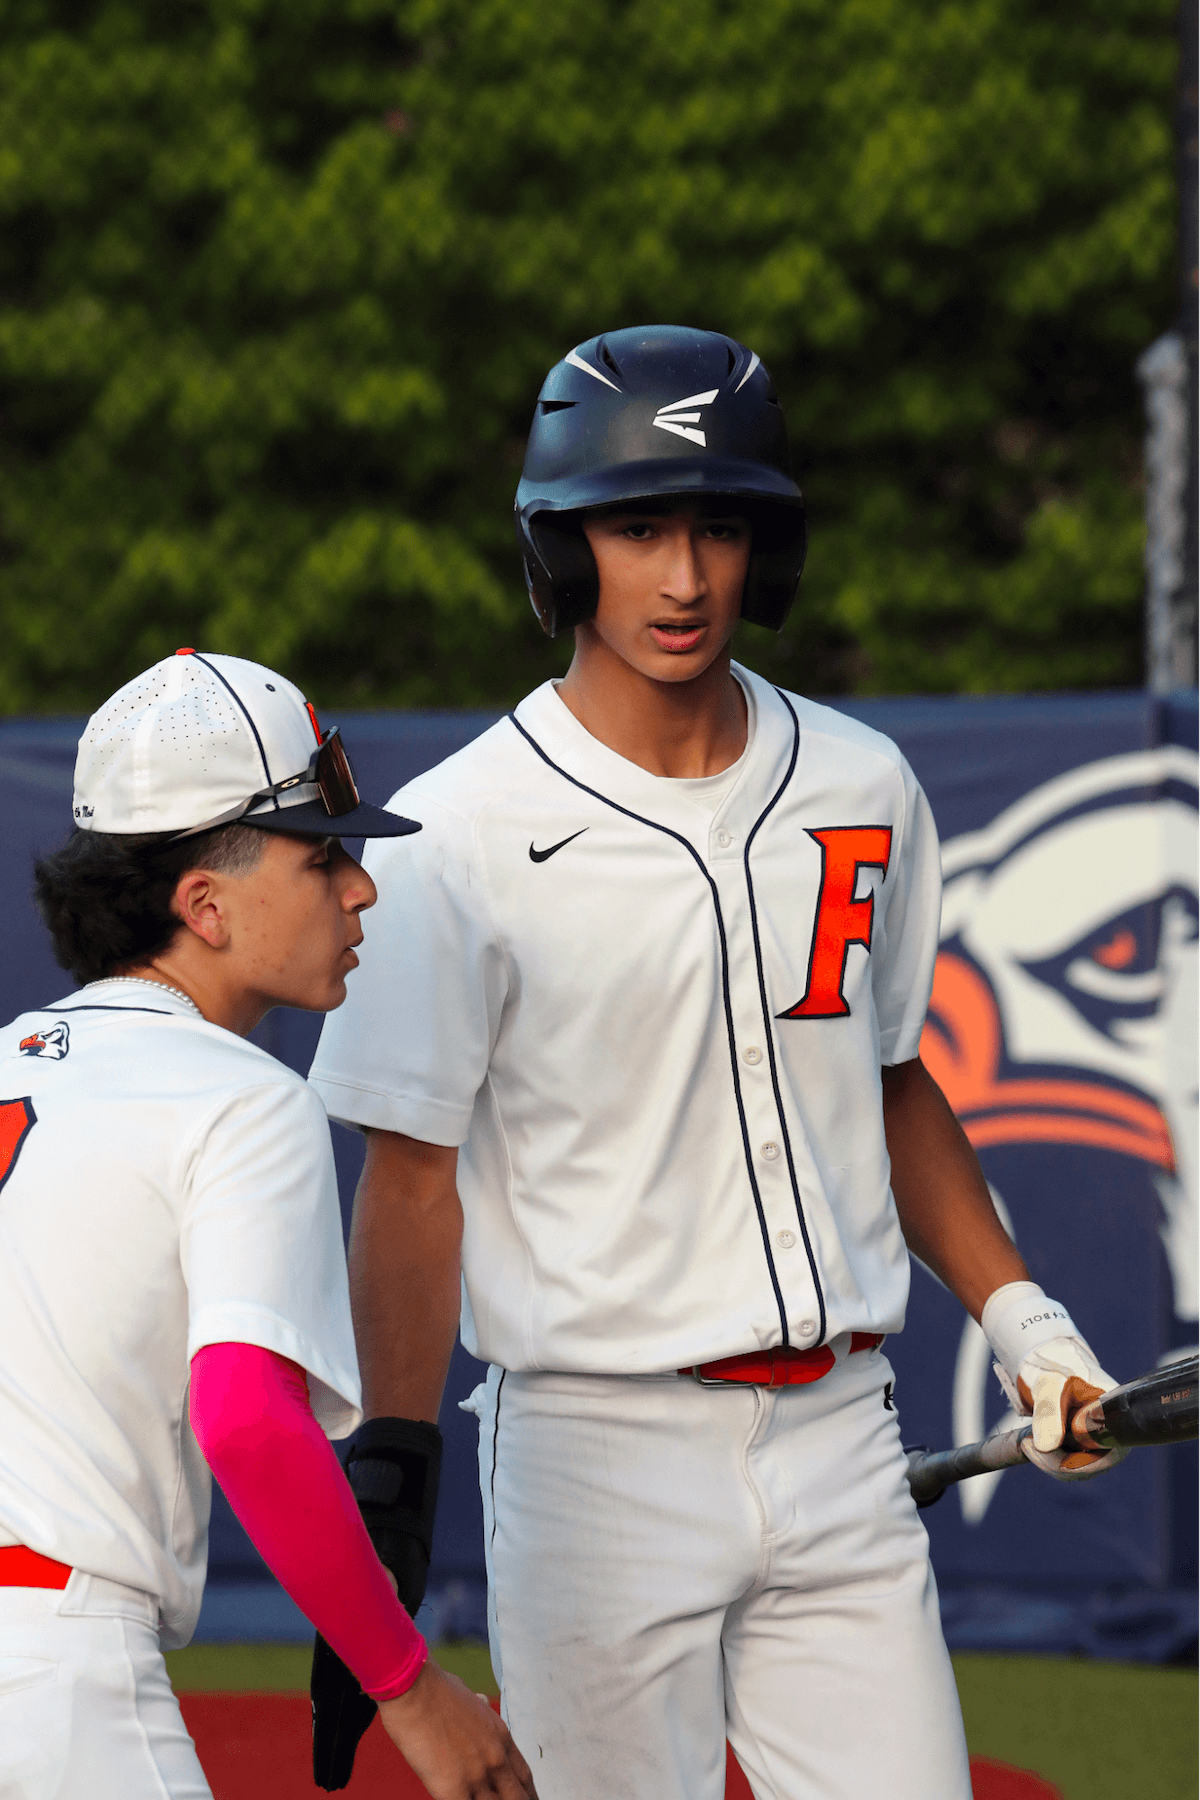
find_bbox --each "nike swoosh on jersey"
[529,829,588,863]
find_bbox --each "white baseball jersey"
[309,666,942,1375]
[0,982,361,1649]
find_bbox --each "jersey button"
[776,1229,796,1249]
[743,1046,762,1065]
[715,829,733,849]
[797,1319,818,1340]
[761,1141,780,1161]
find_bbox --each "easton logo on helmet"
[653,390,718,447]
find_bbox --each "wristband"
[980,1281,1079,1381]
[345,1417,443,1578]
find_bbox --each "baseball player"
[308,327,1128,1799]
[0,651,535,1800]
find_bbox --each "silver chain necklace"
[101,976,202,1016]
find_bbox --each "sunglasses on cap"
[145,655,420,842]
[250,721,361,820]
[237,699,419,838]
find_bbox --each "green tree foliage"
[0,0,1178,710]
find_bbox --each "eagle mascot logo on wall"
[920,748,1198,1522]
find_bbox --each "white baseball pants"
[474,1343,971,1800]
[0,1574,210,1800]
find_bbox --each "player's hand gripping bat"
[905,1354,1198,1509]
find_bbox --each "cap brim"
[243,800,421,838]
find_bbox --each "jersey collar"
[512,663,794,834]
[58,980,205,1020]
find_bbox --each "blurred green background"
[0,0,1179,712]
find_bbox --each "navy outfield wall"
[1,692,1196,1659]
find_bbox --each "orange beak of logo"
[920,953,1175,1171]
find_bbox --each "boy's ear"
[172,869,232,950]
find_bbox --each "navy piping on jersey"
[489,1369,506,1553]
[508,712,792,1346]
[33,1004,180,1017]
[741,689,827,1345]
[190,651,276,805]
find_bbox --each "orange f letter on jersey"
[778,827,893,1019]
[0,1098,35,1192]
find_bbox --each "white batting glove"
[982,1283,1129,1483]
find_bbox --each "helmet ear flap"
[742,506,808,631]
[520,513,599,638]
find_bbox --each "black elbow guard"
[345,1417,443,1615]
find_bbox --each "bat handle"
[905,1424,1031,1507]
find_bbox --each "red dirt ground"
[178,1694,1063,1798]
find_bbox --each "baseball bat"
[1071,1353,1199,1450]
[905,1353,1198,1509]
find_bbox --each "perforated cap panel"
[73,653,322,835]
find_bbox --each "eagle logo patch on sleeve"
[19,1023,70,1061]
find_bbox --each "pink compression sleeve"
[189,1341,427,1701]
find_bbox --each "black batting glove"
[310,1634,377,1790]
[311,1418,443,1792]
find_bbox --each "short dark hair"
[33,823,267,986]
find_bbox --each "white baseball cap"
[72,649,419,840]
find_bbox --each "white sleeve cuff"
[187,1304,363,1441]
[980,1280,1079,1381]
[307,1075,469,1147]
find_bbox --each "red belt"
[0,1546,72,1589]
[684,1333,884,1388]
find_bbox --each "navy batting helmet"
[514,325,807,637]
